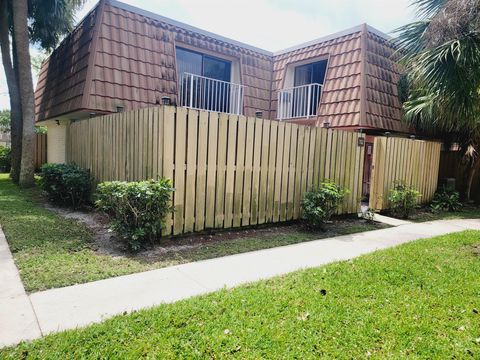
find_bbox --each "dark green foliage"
[388,181,421,219]
[40,163,92,209]
[0,146,11,172]
[431,187,462,213]
[96,179,174,251]
[0,109,10,132]
[301,180,347,228]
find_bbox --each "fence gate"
[368,136,442,211]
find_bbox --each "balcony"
[178,72,244,115]
[277,83,323,120]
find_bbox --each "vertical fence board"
[173,108,187,235]
[250,118,263,225]
[195,111,208,231]
[280,123,291,221]
[287,124,298,220]
[293,125,304,219]
[258,119,269,224]
[215,113,228,228]
[233,116,246,227]
[242,117,255,226]
[162,106,175,235]
[265,121,277,223]
[224,115,237,228]
[205,112,218,229]
[273,121,285,222]
[184,109,198,233]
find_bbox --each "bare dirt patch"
[43,199,388,264]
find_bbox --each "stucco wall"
[46,122,67,164]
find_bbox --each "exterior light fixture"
[116,106,124,113]
[409,134,415,139]
[384,131,391,137]
[89,112,97,118]
[255,111,263,118]
[55,120,60,126]
[357,137,365,147]
[323,122,330,128]
[161,96,171,105]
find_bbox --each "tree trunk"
[0,0,22,183]
[465,155,480,202]
[12,0,35,187]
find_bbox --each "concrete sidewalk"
[2,219,480,347]
[0,227,42,348]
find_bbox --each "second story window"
[176,47,243,115]
[278,59,328,120]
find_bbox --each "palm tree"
[395,0,480,201]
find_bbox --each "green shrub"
[430,187,462,213]
[95,179,174,251]
[301,180,348,228]
[0,146,11,173]
[388,181,421,219]
[40,163,92,209]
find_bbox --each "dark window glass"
[176,47,233,112]
[176,48,202,76]
[294,60,328,86]
[292,59,328,117]
[176,47,231,81]
[203,56,231,82]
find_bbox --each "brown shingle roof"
[363,31,404,131]
[34,8,97,120]
[35,0,404,133]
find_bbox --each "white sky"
[0,0,416,110]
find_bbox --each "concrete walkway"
[2,219,480,347]
[0,227,42,347]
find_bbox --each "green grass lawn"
[410,206,480,222]
[0,174,381,292]
[2,231,479,358]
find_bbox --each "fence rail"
[369,136,442,210]
[179,72,244,115]
[277,83,322,120]
[67,105,366,236]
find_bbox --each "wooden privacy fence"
[67,105,366,236]
[35,133,47,170]
[369,136,442,210]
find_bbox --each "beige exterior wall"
[45,121,67,164]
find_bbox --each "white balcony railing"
[277,83,323,120]
[179,72,244,115]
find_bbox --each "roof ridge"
[106,0,274,56]
[106,0,393,57]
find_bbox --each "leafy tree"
[0,0,86,186]
[395,0,480,201]
[0,110,10,132]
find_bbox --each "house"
[35,0,405,164]
[0,131,10,147]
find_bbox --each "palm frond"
[412,0,447,18]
